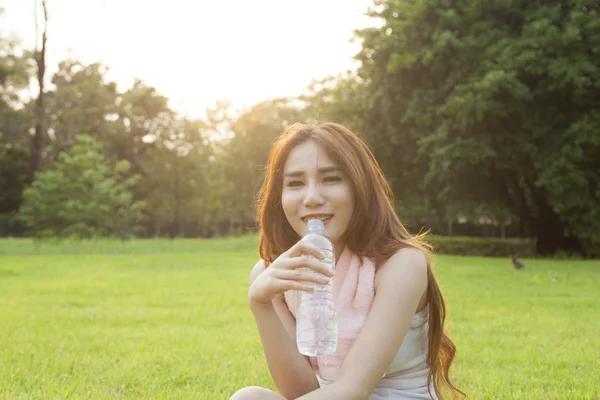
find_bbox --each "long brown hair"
[256,122,465,399]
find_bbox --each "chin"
[323,228,339,241]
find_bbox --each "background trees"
[1,0,598,255]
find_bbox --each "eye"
[323,175,342,183]
[286,180,304,188]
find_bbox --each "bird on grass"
[512,256,524,270]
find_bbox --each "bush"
[427,235,536,258]
[18,135,145,239]
[581,240,600,259]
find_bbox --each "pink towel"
[284,246,376,381]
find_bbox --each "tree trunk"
[534,202,582,255]
[27,0,48,184]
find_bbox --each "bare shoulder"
[375,247,429,309]
[377,247,428,275]
[250,259,266,284]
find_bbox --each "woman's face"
[281,139,355,253]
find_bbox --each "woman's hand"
[248,241,335,306]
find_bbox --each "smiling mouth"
[301,214,333,222]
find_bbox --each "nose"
[303,181,325,208]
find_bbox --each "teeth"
[303,215,332,221]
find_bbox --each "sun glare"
[2,0,375,118]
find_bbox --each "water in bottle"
[296,219,337,356]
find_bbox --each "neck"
[333,240,346,262]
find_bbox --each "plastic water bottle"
[296,219,337,356]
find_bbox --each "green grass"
[0,235,260,255]
[0,238,599,399]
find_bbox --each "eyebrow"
[283,166,341,178]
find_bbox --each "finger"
[272,268,331,284]
[287,256,335,277]
[291,281,316,292]
[286,241,325,260]
[268,276,315,293]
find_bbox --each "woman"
[231,122,465,400]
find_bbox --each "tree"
[139,117,213,237]
[0,7,35,235]
[216,98,304,233]
[0,144,29,235]
[45,60,119,160]
[113,79,172,170]
[18,135,145,238]
[27,0,48,183]
[0,7,33,107]
[300,74,368,132]
[351,0,600,254]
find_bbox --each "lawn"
[0,237,598,399]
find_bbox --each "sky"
[1,0,377,119]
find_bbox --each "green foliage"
[338,0,600,254]
[46,61,120,151]
[0,9,34,145]
[222,98,304,230]
[300,74,368,133]
[2,2,599,256]
[139,117,213,237]
[17,135,145,238]
[0,143,29,235]
[0,24,32,95]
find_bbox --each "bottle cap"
[306,219,325,233]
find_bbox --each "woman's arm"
[297,248,429,400]
[249,260,320,399]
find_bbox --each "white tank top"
[316,308,437,399]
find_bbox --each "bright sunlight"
[1,0,374,118]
